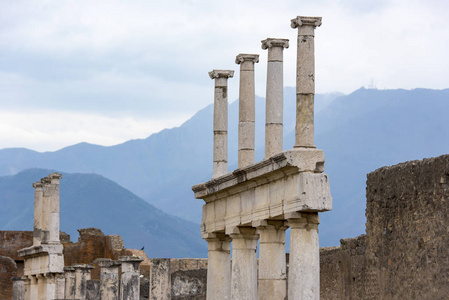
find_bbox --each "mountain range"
[0,87,448,252]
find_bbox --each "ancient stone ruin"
[192,16,331,300]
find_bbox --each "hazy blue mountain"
[0,87,447,249]
[0,168,207,258]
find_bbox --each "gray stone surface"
[149,258,171,300]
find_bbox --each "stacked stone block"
[193,16,331,300]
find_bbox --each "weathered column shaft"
[205,234,231,300]
[236,54,259,168]
[119,256,144,300]
[230,227,259,300]
[32,183,43,246]
[149,258,171,300]
[291,16,322,148]
[210,70,234,178]
[48,173,62,243]
[43,275,56,300]
[256,221,287,300]
[99,260,120,300]
[55,275,65,300]
[262,38,289,158]
[288,213,320,300]
[40,178,51,244]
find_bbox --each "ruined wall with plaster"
[320,154,449,300]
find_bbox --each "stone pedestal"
[236,53,259,168]
[64,267,76,299]
[73,264,94,299]
[230,227,259,300]
[149,258,171,300]
[288,213,320,300]
[99,259,120,300]
[205,233,231,300]
[261,38,289,158]
[255,221,288,300]
[119,256,144,300]
[291,16,322,148]
[12,277,27,300]
[210,70,234,178]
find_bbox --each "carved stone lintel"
[235,53,259,65]
[209,69,234,79]
[291,16,322,28]
[261,38,289,50]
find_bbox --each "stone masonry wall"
[0,256,17,300]
[320,154,449,300]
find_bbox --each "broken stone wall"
[320,154,449,300]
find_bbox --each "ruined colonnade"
[193,16,331,300]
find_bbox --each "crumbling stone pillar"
[291,16,322,148]
[55,274,65,300]
[287,213,320,300]
[119,256,144,300]
[73,264,94,299]
[255,220,288,300]
[210,69,234,178]
[236,53,259,168]
[149,258,171,300]
[64,266,76,299]
[29,275,38,300]
[32,182,43,246]
[230,227,259,300]
[86,280,100,300]
[204,233,231,300]
[12,277,26,300]
[261,38,289,158]
[99,259,120,300]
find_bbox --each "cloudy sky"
[1,0,448,151]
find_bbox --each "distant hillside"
[0,87,448,249]
[0,168,207,258]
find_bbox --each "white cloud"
[0,0,448,151]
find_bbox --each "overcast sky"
[1,0,448,151]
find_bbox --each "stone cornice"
[18,244,63,258]
[209,69,235,79]
[290,16,322,28]
[192,148,325,201]
[235,53,260,65]
[261,38,289,50]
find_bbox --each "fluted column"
[287,212,320,300]
[236,54,259,168]
[255,220,288,300]
[291,16,322,148]
[119,256,144,300]
[205,233,231,300]
[210,69,234,178]
[261,38,289,158]
[230,227,259,300]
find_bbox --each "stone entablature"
[193,148,331,236]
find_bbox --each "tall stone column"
[205,233,231,300]
[261,38,289,158]
[255,220,288,300]
[230,227,259,300]
[236,54,259,168]
[209,69,234,178]
[40,177,51,244]
[32,182,43,246]
[287,212,320,300]
[291,16,322,148]
[119,256,144,300]
[48,173,62,244]
[99,259,120,300]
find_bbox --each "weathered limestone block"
[86,280,100,300]
[55,274,65,299]
[73,264,94,299]
[64,266,76,299]
[99,259,120,300]
[32,182,43,246]
[119,256,144,300]
[193,148,331,237]
[150,258,171,300]
[204,233,231,300]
